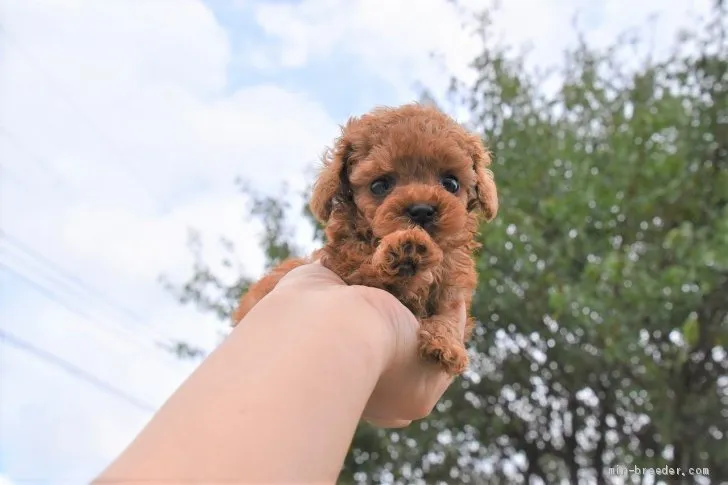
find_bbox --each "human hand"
[274,261,466,428]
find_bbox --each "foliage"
[166,4,728,484]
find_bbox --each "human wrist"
[259,285,395,379]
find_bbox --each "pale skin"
[93,262,465,485]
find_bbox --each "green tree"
[165,4,728,484]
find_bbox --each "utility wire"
[0,134,198,370]
[0,328,157,413]
[1,230,171,342]
[0,261,109,329]
[0,126,71,190]
[0,260,187,375]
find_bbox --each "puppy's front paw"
[373,228,443,278]
[418,329,469,375]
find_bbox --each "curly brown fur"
[232,103,498,375]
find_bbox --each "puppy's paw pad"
[374,229,441,278]
[399,239,421,257]
[388,238,423,277]
[397,259,417,277]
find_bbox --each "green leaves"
[449,3,728,482]
[682,312,699,348]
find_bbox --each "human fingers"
[357,287,461,422]
[362,350,454,424]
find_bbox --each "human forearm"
[94,286,391,484]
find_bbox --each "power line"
[2,230,165,337]
[0,328,157,413]
[0,261,108,329]
[0,126,71,190]
[0,135,179,346]
[0,260,186,376]
[0,138,199,370]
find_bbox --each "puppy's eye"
[370,177,393,196]
[441,175,460,193]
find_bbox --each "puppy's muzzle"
[406,203,437,227]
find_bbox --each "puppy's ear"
[309,134,354,224]
[466,135,498,221]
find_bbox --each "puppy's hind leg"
[418,293,469,376]
[231,258,307,326]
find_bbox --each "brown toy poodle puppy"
[232,103,498,375]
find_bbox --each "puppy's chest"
[390,264,449,319]
[396,282,440,319]
[393,253,476,319]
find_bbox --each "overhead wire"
[0,129,195,375]
[1,230,179,346]
[0,126,71,190]
[0,328,157,413]
[0,259,188,376]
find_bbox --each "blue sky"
[0,0,713,483]
[205,0,404,117]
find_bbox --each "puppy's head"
[310,103,498,247]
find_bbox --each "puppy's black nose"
[406,204,436,226]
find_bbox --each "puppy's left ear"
[466,135,498,221]
[309,131,355,224]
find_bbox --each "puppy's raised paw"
[418,329,469,376]
[373,228,443,279]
